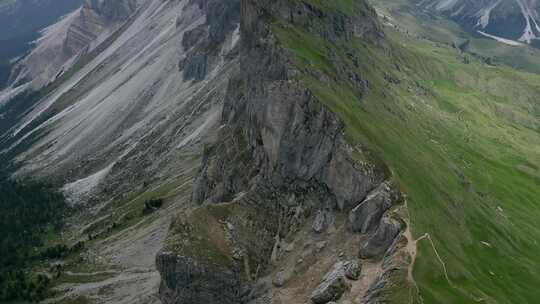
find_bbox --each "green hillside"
[373,0,540,75]
[272,1,540,302]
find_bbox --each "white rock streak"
[516,0,540,43]
[62,164,114,205]
[421,0,540,44]
[478,30,525,46]
[476,0,502,29]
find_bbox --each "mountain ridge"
[157,1,414,303]
[0,0,539,303]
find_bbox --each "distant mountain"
[0,0,83,40]
[0,0,83,88]
[6,0,137,92]
[417,0,540,44]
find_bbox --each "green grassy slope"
[272,1,540,303]
[373,0,540,75]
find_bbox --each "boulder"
[312,210,328,233]
[310,262,351,304]
[359,217,402,259]
[273,271,287,287]
[343,260,361,280]
[349,182,396,233]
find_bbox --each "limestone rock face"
[359,217,403,259]
[193,0,387,209]
[158,193,286,304]
[159,0,410,303]
[362,235,411,304]
[310,262,351,304]
[349,182,398,233]
[156,252,242,304]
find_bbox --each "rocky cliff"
[157,1,413,303]
[0,0,538,303]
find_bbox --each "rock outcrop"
[157,251,242,303]
[84,0,136,22]
[190,0,387,209]
[158,193,289,304]
[343,260,361,281]
[179,0,240,82]
[359,216,403,259]
[349,182,400,234]
[158,1,412,303]
[363,234,411,304]
[310,262,351,304]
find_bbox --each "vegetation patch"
[0,176,69,302]
[141,198,164,215]
[166,206,234,269]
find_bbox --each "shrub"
[142,198,164,215]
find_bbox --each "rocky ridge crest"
[157,1,415,303]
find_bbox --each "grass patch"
[166,205,234,269]
[272,8,540,304]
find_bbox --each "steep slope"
[271,4,540,303]
[274,3,540,304]
[1,0,538,303]
[0,0,240,302]
[3,0,239,201]
[159,0,540,303]
[158,1,414,303]
[375,0,540,75]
